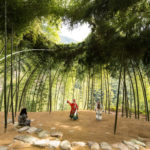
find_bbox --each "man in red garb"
[67,99,78,120]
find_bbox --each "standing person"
[96,101,102,121]
[67,99,78,120]
[18,108,31,126]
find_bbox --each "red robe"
[67,101,78,115]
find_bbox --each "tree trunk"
[127,69,136,119]
[114,66,122,134]
[4,0,7,129]
[104,71,108,113]
[132,64,140,119]
[137,65,149,121]
[101,66,103,105]
[11,24,14,124]
[87,68,91,110]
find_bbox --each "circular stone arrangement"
[0,121,149,150]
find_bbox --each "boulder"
[71,141,86,147]
[60,140,72,150]
[130,139,146,147]
[27,127,38,133]
[0,147,8,150]
[112,143,129,150]
[123,140,139,150]
[100,142,112,150]
[14,135,38,144]
[38,130,50,138]
[91,143,100,150]
[17,126,30,132]
[50,131,63,138]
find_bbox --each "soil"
[0,111,150,149]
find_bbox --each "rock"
[50,131,63,138]
[137,137,146,143]
[60,140,71,150]
[31,119,35,122]
[27,127,38,133]
[38,130,50,138]
[87,141,96,148]
[123,140,139,150]
[35,128,43,134]
[130,139,146,147]
[0,147,8,150]
[33,139,50,147]
[91,143,100,150]
[112,143,129,150]
[71,141,86,147]
[100,142,112,150]
[17,126,30,132]
[14,135,38,144]
[48,140,61,149]
[33,139,60,149]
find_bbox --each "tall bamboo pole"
[11,24,14,124]
[4,0,7,130]
[114,66,122,134]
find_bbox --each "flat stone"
[112,143,129,150]
[33,139,50,147]
[137,137,146,143]
[14,135,38,144]
[130,139,146,147]
[60,140,71,150]
[50,131,63,138]
[123,140,139,150]
[48,140,61,149]
[87,141,96,148]
[91,143,100,150]
[100,142,112,150]
[35,128,43,134]
[27,127,38,133]
[17,126,30,132]
[71,141,86,147]
[38,130,50,138]
[0,147,8,150]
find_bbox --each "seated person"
[18,108,30,126]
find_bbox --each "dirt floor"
[0,111,150,149]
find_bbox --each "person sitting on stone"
[18,108,30,126]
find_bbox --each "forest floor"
[0,110,150,149]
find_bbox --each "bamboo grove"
[0,0,150,134]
